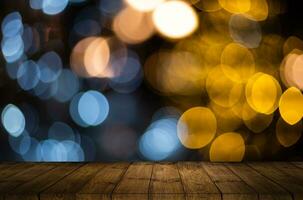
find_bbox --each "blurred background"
[0,0,303,162]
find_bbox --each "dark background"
[0,0,303,161]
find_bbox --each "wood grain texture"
[112,162,152,200]
[0,162,302,200]
[248,162,303,200]
[5,163,83,200]
[0,163,34,180]
[40,163,104,200]
[226,163,292,200]
[177,162,220,200]
[77,163,129,200]
[150,163,184,200]
[202,162,257,200]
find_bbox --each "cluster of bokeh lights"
[0,0,302,162]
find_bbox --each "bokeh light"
[70,37,110,78]
[125,0,165,12]
[221,42,255,83]
[191,0,222,12]
[0,0,302,162]
[1,104,25,137]
[242,103,273,133]
[70,90,109,127]
[152,0,198,39]
[1,35,24,63]
[218,0,251,14]
[53,69,80,103]
[17,60,41,90]
[30,0,43,10]
[42,0,69,15]
[177,107,217,149]
[1,12,23,38]
[113,6,154,44]
[276,117,302,148]
[9,131,31,155]
[229,14,262,48]
[206,66,243,107]
[139,117,182,161]
[209,132,245,162]
[48,122,76,142]
[98,0,124,17]
[246,73,281,114]
[279,87,303,125]
[37,51,62,83]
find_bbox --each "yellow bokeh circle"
[276,117,302,147]
[245,73,282,114]
[242,103,273,133]
[221,43,255,83]
[206,66,243,108]
[279,87,303,125]
[218,0,251,14]
[209,132,245,162]
[177,107,217,149]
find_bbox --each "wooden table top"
[0,162,302,199]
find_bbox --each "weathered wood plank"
[40,163,104,200]
[77,163,129,200]
[226,163,292,200]
[150,163,184,200]
[0,163,57,194]
[5,163,83,200]
[0,163,34,180]
[112,162,152,200]
[0,162,301,200]
[4,163,57,182]
[177,162,221,200]
[292,162,303,169]
[202,162,257,200]
[273,162,303,181]
[248,162,303,200]
[0,163,57,200]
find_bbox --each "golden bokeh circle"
[279,87,303,125]
[210,132,245,162]
[245,73,282,114]
[177,107,217,149]
[276,117,302,147]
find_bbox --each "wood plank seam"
[39,163,106,200]
[223,163,259,195]
[291,162,303,170]
[2,163,59,195]
[109,162,131,198]
[247,163,295,200]
[34,163,85,199]
[200,163,223,199]
[175,162,186,199]
[273,162,303,199]
[0,163,36,180]
[0,163,303,200]
[147,162,154,200]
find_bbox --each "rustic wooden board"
[202,162,257,200]
[226,163,292,200]
[150,163,184,200]
[177,162,220,200]
[77,163,129,200]
[248,162,303,200]
[0,163,35,180]
[0,163,302,200]
[5,163,83,200]
[112,162,152,200]
[40,163,104,200]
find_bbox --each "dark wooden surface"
[0,162,303,199]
